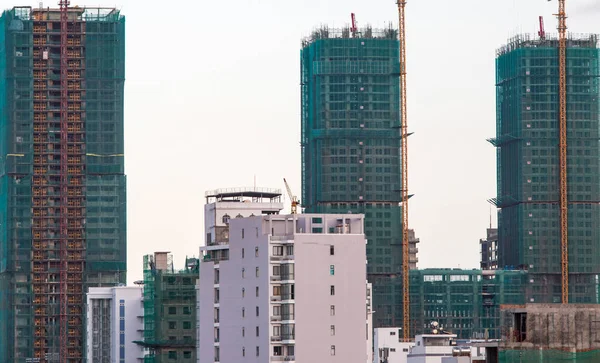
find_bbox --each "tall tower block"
[0,6,126,362]
[301,26,403,327]
[493,34,600,303]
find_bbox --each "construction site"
[0,4,125,362]
[300,23,406,329]
[136,252,199,363]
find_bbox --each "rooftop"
[497,33,599,56]
[205,187,282,201]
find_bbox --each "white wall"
[86,286,144,363]
[373,328,414,363]
[294,214,367,363]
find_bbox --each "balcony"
[270,315,281,321]
[281,314,295,321]
[270,356,295,362]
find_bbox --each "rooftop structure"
[0,5,126,362]
[492,33,600,303]
[301,25,404,329]
[198,213,370,363]
[479,228,498,271]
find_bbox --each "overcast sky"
[6,0,599,283]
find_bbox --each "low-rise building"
[86,286,144,362]
[136,252,199,363]
[373,328,414,363]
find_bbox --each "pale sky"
[5,0,599,283]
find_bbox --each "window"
[273,325,281,336]
[255,247,259,257]
[236,213,243,218]
[242,268,245,278]
[273,286,281,296]
[330,305,335,316]
[285,245,294,256]
[256,346,260,357]
[255,267,259,278]
[168,351,177,360]
[273,346,282,356]
[330,265,335,275]
[222,214,230,224]
[242,248,245,258]
[273,305,281,316]
[168,321,176,329]
[330,325,335,336]
[183,351,192,359]
[242,347,245,357]
[330,345,336,356]
[183,306,191,315]
[242,327,245,337]
[273,246,283,256]
[390,331,396,336]
[256,306,259,317]
[330,285,335,295]
[390,348,396,352]
[256,286,259,297]
[242,228,245,239]
[242,288,245,297]
[168,307,176,315]
[330,245,335,255]
[183,321,191,329]
[242,308,245,318]
[256,326,260,337]
[273,265,281,275]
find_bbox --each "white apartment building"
[198,211,369,363]
[86,286,144,362]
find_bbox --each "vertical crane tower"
[396,0,411,340]
[556,0,569,304]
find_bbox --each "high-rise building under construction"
[0,5,126,362]
[301,25,404,327]
[492,34,600,303]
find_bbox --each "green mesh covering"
[301,26,403,328]
[499,349,600,362]
[494,34,600,303]
[0,6,126,361]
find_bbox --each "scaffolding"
[492,34,600,303]
[301,26,404,329]
[136,253,199,363]
[0,6,125,362]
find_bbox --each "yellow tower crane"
[555,0,569,304]
[396,0,411,341]
[283,178,300,214]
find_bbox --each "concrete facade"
[199,213,369,363]
[86,286,144,363]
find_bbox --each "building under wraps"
[0,5,126,362]
[136,252,199,363]
[301,25,404,328]
[491,34,600,303]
